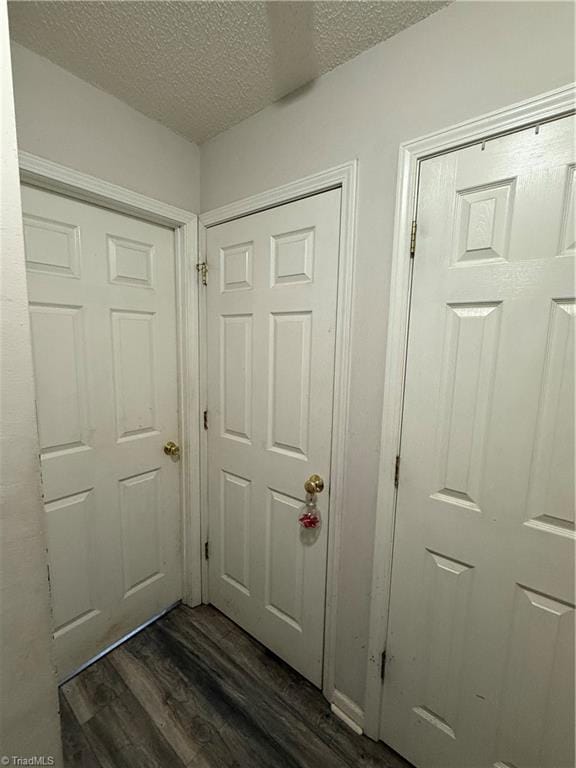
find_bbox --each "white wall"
[200,0,576,715]
[10,43,200,212]
[0,2,62,762]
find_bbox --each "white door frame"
[18,151,203,609]
[199,160,359,713]
[363,82,576,740]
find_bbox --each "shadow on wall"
[266,1,319,104]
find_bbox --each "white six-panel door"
[206,189,341,686]
[381,116,575,767]
[22,185,182,681]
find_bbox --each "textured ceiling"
[8,1,449,144]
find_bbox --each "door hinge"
[196,262,208,286]
[203,410,208,430]
[410,219,417,258]
[204,541,209,560]
[380,649,387,681]
[394,455,401,488]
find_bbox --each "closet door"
[23,186,182,680]
[206,189,341,686]
[381,116,575,767]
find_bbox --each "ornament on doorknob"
[299,500,321,529]
[299,474,324,529]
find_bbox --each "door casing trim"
[199,160,359,714]
[363,82,576,740]
[18,151,203,609]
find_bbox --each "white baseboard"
[330,689,364,735]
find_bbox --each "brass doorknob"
[304,474,324,495]
[163,440,181,458]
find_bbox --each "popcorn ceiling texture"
[8,1,449,144]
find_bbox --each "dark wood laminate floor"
[60,604,411,768]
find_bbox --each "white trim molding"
[199,160,359,717]
[363,82,576,740]
[19,152,196,228]
[18,151,203,609]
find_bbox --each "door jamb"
[18,151,203,608]
[199,160,359,713]
[363,82,576,739]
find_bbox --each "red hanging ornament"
[298,503,321,529]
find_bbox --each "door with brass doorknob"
[206,187,341,687]
[22,184,182,682]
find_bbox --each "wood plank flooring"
[60,604,411,768]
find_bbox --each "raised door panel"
[220,315,252,443]
[220,471,251,595]
[111,310,158,442]
[119,469,163,598]
[271,228,315,286]
[412,551,474,742]
[29,303,90,456]
[559,164,575,256]
[268,312,312,459]
[494,586,575,768]
[107,235,154,288]
[432,302,501,512]
[220,242,253,292]
[526,299,575,537]
[23,213,81,278]
[453,180,515,266]
[265,489,305,631]
[45,489,100,636]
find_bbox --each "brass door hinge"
[203,410,208,430]
[204,541,209,560]
[410,219,417,258]
[394,455,401,488]
[197,262,208,286]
